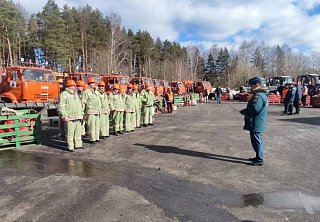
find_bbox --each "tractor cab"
[195,81,212,95]
[0,66,59,103]
[268,76,293,93]
[297,74,319,89]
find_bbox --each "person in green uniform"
[109,84,124,136]
[98,81,110,139]
[133,84,142,128]
[124,83,136,133]
[58,79,84,152]
[140,82,155,127]
[76,80,86,136]
[82,77,101,143]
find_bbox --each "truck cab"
[195,81,212,94]
[268,76,293,93]
[100,74,129,94]
[67,72,101,90]
[170,81,186,95]
[0,66,59,103]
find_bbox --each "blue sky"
[14,0,320,51]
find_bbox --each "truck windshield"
[119,77,129,84]
[23,69,55,82]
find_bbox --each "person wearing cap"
[283,82,296,115]
[109,84,125,135]
[124,83,136,133]
[58,79,84,152]
[240,77,268,166]
[97,81,110,139]
[133,84,142,128]
[165,87,174,113]
[140,82,155,127]
[82,77,101,143]
[76,80,86,136]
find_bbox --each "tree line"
[1,0,319,88]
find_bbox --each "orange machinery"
[194,81,212,95]
[160,80,169,93]
[0,66,59,104]
[100,74,130,94]
[152,79,164,96]
[183,80,194,93]
[170,81,186,95]
[131,77,155,93]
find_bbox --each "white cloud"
[13,0,320,51]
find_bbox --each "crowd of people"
[58,78,175,152]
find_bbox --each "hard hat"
[113,84,120,90]
[87,77,96,84]
[98,81,105,86]
[248,77,262,85]
[76,80,85,87]
[66,79,76,87]
[127,83,133,89]
[145,82,151,87]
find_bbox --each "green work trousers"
[65,120,82,150]
[143,106,153,125]
[135,109,141,127]
[125,112,135,131]
[87,114,100,142]
[100,113,110,137]
[113,111,124,132]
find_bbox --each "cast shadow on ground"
[278,117,320,126]
[40,127,91,151]
[134,143,251,165]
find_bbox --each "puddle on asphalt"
[0,150,319,218]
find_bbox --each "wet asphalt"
[0,101,320,222]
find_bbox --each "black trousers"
[293,99,300,114]
[284,101,293,114]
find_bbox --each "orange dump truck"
[195,81,212,95]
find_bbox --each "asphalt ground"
[0,101,319,222]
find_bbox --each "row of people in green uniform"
[58,78,156,152]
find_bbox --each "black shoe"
[119,131,124,134]
[125,131,130,134]
[250,160,264,166]
[75,147,82,150]
[89,141,96,144]
[131,130,135,132]
[100,136,106,139]
[293,112,300,115]
[248,157,257,161]
[287,113,293,115]
[68,149,75,152]
[148,123,154,126]
[136,126,141,128]
[143,124,148,127]
[81,147,86,149]
[96,140,101,143]
[114,132,119,136]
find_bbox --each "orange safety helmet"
[113,84,120,90]
[87,77,96,84]
[66,79,76,87]
[76,80,85,87]
[145,82,151,88]
[98,81,105,86]
[127,83,133,89]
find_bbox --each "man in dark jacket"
[215,85,223,104]
[283,83,296,115]
[240,77,268,166]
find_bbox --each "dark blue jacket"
[295,85,302,100]
[240,88,268,133]
[285,87,296,103]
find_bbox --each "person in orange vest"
[165,87,174,113]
